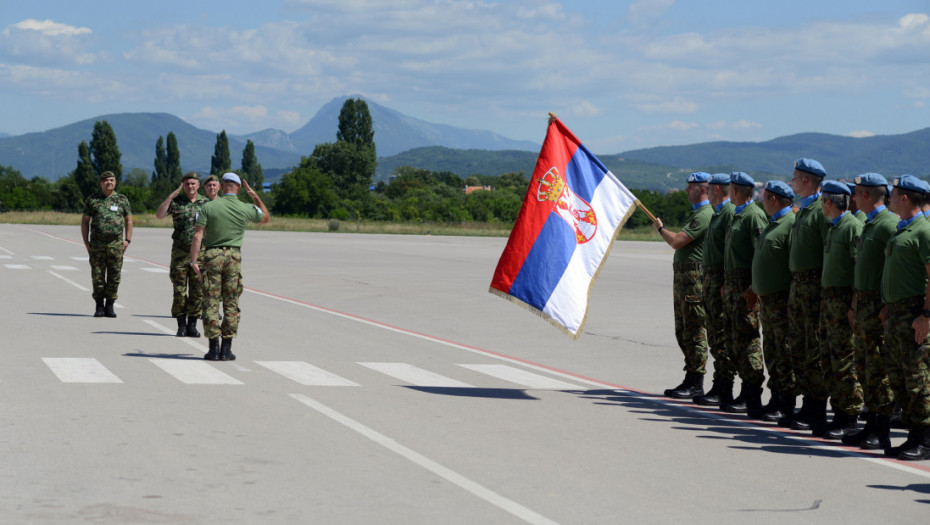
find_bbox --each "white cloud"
[569,100,604,118]
[706,120,762,130]
[627,0,676,24]
[847,130,875,138]
[634,96,698,114]
[0,19,98,66]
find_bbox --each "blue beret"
[709,173,730,185]
[822,180,851,195]
[687,172,711,183]
[764,180,794,200]
[794,158,826,178]
[221,172,242,184]
[729,171,754,187]
[893,174,930,194]
[847,182,856,194]
[854,173,887,187]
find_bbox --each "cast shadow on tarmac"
[122,351,201,360]
[403,386,539,400]
[866,483,930,505]
[28,312,95,317]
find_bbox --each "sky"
[2,0,930,153]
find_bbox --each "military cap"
[686,172,711,183]
[203,174,219,184]
[221,172,242,185]
[99,170,116,181]
[794,158,826,178]
[182,171,199,182]
[729,171,754,187]
[893,174,930,194]
[822,180,851,195]
[854,173,888,187]
[709,173,730,185]
[846,182,856,194]
[764,180,794,200]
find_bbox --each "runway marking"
[143,319,208,353]
[149,359,243,385]
[255,361,359,386]
[0,245,13,255]
[47,271,90,291]
[291,394,559,525]
[0,255,11,259]
[43,358,123,383]
[359,362,473,387]
[31,255,54,260]
[50,265,78,271]
[141,267,169,273]
[71,256,88,261]
[5,264,31,269]
[458,364,581,390]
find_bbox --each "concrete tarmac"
[1,223,928,524]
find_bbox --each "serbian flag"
[489,117,637,339]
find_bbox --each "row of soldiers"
[654,158,930,462]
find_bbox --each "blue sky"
[2,0,929,154]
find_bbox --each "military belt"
[672,262,702,271]
[822,285,852,299]
[703,264,724,273]
[791,269,821,282]
[210,246,240,251]
[724,268,752,281]
[854,289,881,303]
[759,289,789,304]
[886,295,924,317]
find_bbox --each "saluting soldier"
[843,173,897,449]
[81,171,133,318]
[721,172,767,416]
[817,180,864,439]
[654,172,713,399]
[881,175,930,461]
[752,181,798,421]
[694,173,736,406]
[155,172,208,337]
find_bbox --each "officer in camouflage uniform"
[694,173,736,406]
[156,172,207,337]
[817,180,864,439]
[654,172,713,399]
[203,174,220,201]
[190,173,270,361]
[843,173,897,450]
[882,175,930,461]
[753,181,797,422]
[722,172,767,416]
[81,171,133,318]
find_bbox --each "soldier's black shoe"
[890,406,906,429]
[185,316,200,338]
[204,338,220,361]
[103,298,117,318]
[792,398,827,433]
[722,383,748,413]
[898,426,930,461]
[780,396,808,427]
[886,427,922,458]
[219,338,236,361]
[94,299,105,318]
[744,383,766,420]
[175,316,188,337]
[664,372,703,399]
[694,379,729,406]
[824,412,859,440]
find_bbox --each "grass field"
[0,211,660,241]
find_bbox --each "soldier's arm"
[123,215,133,251]
[912,263,930,343]
[81,215,91,254]
[155,184,183,219]
[190,226,205,281]
[653,218,694,249]
[243,180,271,224]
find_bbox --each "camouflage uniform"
[83,191,131,300]
[167,195,207,318]
[672,202,713,374]
[202,247,244,339]
[702,200,736,385]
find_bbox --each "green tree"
[337,98,375,152]
[311,98,377,197]
[211,130,231,175]
[90,120,122,182]
[73,140,98,199]
[166,131,182,188]
[271,158,338,217]
[241,140,264,189]
[152,135,167,193]
[51,175,84,211]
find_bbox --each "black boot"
[219,338,236,361]
[890,406,906,429]
[103,298,117,318]
[204,338,220,360]
[793,397,827,433]
[722,382,748,413]
[694,379,728,406]
[769,394,797,423]
[824,411,859,440]
[175,316,187,337]
[842,413,876,447]
[664,372,703,399]
[744,383,766,419]
[185,316,201,338]
[886,426,922,458]
[865,414,893,450]
[94,298,105,317]
[898,426,930,461]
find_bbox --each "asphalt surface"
[1,223,928,524]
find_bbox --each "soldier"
[81,171,133,318]
[190,173,270,361]
[817,180,864,439]
[843,173,897,449]
[203,174,220,201]
[155,172,208,337]
[782,158,831,430]
[722,172,767,416]
[752,181,797,421]
[882,175,930,461]
[694,173,736,406]
[654,172,713,399]
[848,182,866,221]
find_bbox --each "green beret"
[182,171,199,182]
[99,170,116,181]
[203,174,219,184]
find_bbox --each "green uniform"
[672,202,713,374]
[820,211,864,416]
[83,191,131,301]
[702,200,736,383]
[197,194,263,339]
[167,195,207,318]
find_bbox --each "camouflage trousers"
[703,267,736,382]
[673,262,707,374]
[724,270,764,385]
[884,297,930,427]
[759,290,795,395]
[853,290,894,417]
[820,287,863,416]
[202,247,244,340]
[788,271,827,399]
[169,243,204,318]
[89,239,124,300]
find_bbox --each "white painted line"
[71,256,88,261]
[149,359,243,385]
[0,246,13,255]
[143,319,208,353]
[43,358,123,383]
[291,394,558,525]
[255,361,359,386]
[47,271,90,291]
[5,264,31,269]
[50,265,78,271]
[140,267,169,273]
[0,255,11,259]
[358,362,473,387]
[31,255,54,260]
[458,364,582,390]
